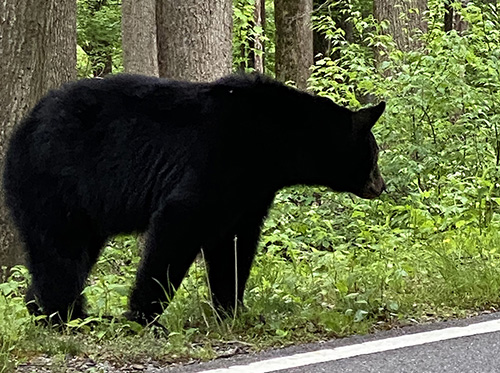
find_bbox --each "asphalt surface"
[162,312,500,373]
[282,332,500,373]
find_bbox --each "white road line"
[197,318,500,373]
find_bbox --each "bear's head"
[342,101,386,199]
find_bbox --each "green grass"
[2,190,500,372]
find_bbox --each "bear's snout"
[356,166,385,199]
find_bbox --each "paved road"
[162,313,500,373]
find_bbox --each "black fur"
[3,73,385,323]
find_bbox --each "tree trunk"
[275,0,314,90]
[156,0,233,82]
[122,0,159,76]
[0,0,76,273]
[444,0,469,33]
[373,0,428,51]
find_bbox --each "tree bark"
[373,0,428,51]
[0,0,76,273]
[122,0,159,76]
[275,0,314,90]
[156,0,233,82]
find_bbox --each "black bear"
[3,73,385,324]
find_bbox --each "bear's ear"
[353,101,386,131]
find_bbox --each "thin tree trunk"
[444,0,469,33]
[250,0,266,73]
[122,0,159,76]
[0,0,76,273]
[275,0,314,90]
[156,0,233,82]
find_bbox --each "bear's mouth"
[355,179,386,199]
[356,189,382,199]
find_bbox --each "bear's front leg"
[127,206,203,325]
[203,204,270,314]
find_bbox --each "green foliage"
[233,0,259,71]
[310,1,500,234]
[0,266,32,372]
[77,0,122,77]
[233,0,275,74]
[305,1,500,328]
